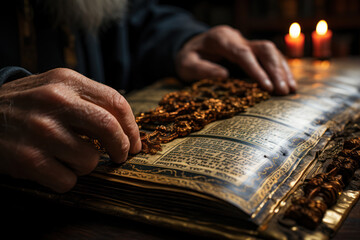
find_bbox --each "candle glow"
[312,20,332,59]
[316,20,328,35]
[285,22,304,58]
[289,23,301,38]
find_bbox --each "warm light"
[285,22,304,58]
[289,22,301,38]
[316,20,328,35]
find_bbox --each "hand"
[0,68,141,193]
[175,25,297,95]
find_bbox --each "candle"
[312,20,332,59]
[285,22,305,58]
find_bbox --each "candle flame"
[316,20,328,35]
[289,22,301,38]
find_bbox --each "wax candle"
[312,20,332,59]
[285,22,305,58]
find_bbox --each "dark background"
[160,0,360,57]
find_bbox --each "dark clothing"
[0,0,207,92]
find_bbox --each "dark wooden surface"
[0,186,359,240]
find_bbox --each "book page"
[95,59,360,223]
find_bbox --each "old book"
[1,59,360,239]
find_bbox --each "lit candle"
[312,20,332,59]
[284,22,305,58]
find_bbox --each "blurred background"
[160,0,360,58]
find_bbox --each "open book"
[2,59,360,239]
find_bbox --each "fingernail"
[120,151,129,163]
[278,81,290,95]
[213,68,228,78]
[263,78,274,92]
[289,77,297,90]
[134,137,142,153]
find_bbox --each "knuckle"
[206,25,234,43]
[239,44,251,53]
[46,68,77,82]
[120,137,130,154]
[274,63,284,73]
[35,84,71,106]
[208,25,241,42]
[180,55,196,70]
[211,25,234,35]
[99,111,119,131]
[32,158,50,173]
[233,45,251,56]
[46,68,88,87]
[275,66,286,78]
[19,147,46,171]
[30,116,60,138]
[259,40,276,51]
[111,91,128,112]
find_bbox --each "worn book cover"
[1,59,360,239]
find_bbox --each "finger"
[29,155,77,193]
[73,79,141,154]
[27,115,100,176]
[250,41,290,95]
[44,69,141,154]
[62,97,132,163]
[226,46,274,92]
[278,52,297,92]
[2,140,77,193]
[54,134,100,176]
[205,28,274,92]
[178,52,229,80]
[12,84,132,163]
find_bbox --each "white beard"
[37,0,128,33]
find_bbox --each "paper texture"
[92,59,360,226]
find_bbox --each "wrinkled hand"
[0,68,141,192]
[176,25,297,95]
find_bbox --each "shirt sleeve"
[0,66,32,86]
[127,0,209,82]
